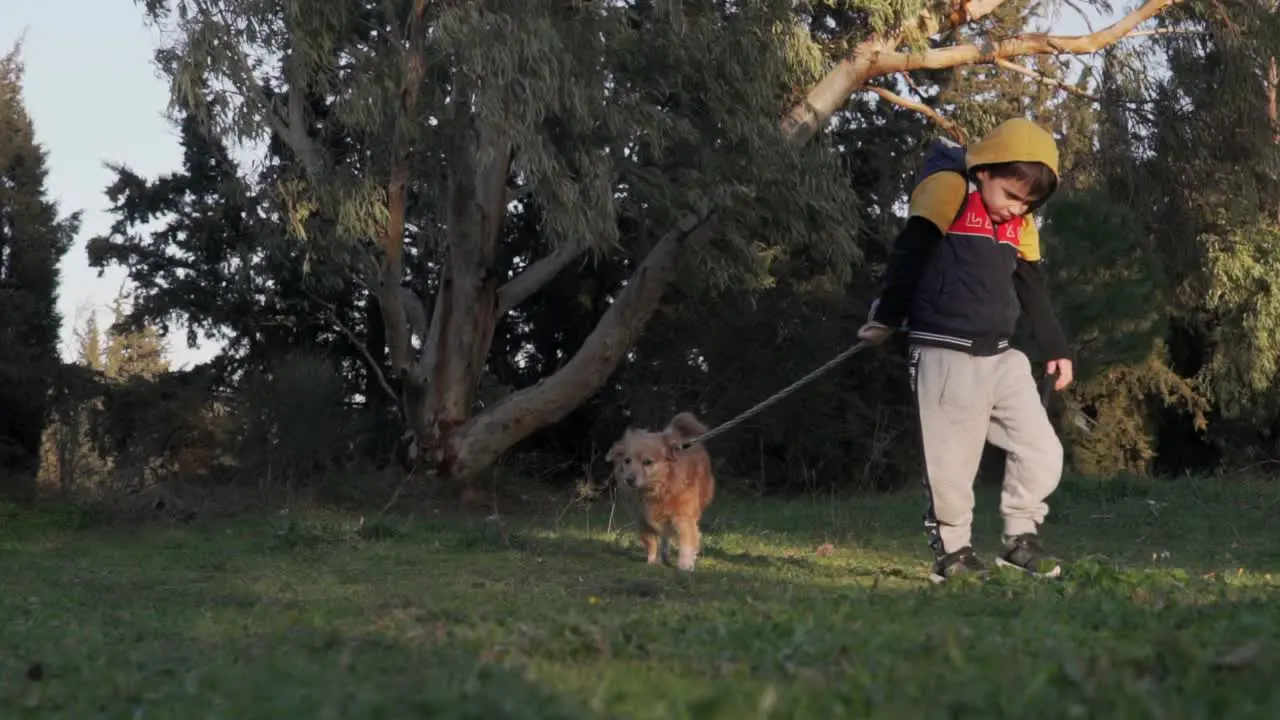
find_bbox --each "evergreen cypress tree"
[77,309,104,370]
[104,294,170,380]
[0,42,78,502]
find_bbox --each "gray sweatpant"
[909,345,1064,555]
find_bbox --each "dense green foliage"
[0,46,76,503]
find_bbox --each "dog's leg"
[659,523,673,566]
[640,525,661,565]
[672,516,700,571]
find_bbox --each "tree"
[135,0,857,482]
[39,310,109,496]
[104,294,171,380]
[79,310,104,371]
[0,41,78,503]
[133,0,1186,484]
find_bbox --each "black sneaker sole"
[994,556,1063,578]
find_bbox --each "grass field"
[2,474,1279,718]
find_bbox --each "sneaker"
[928,546,989,584]
[996,533,1063,578]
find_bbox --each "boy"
[857,118,1074,583]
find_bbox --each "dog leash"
[681,343,1060,450]
[678,340,871,450]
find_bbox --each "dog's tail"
[667,412,709,439]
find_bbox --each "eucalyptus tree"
[133,0,1190,481]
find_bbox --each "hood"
[964,118,1060,180]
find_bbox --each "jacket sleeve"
[869,171,967,328]
[1012,257,1071,361]
[871,217,943,328]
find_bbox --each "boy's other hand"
[1047,358,1073,390]
[857,321,892,346]
[857,299,892,346]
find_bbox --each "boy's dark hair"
[973,160,1058,211]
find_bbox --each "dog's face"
[607,429,679,491]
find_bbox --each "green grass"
[3,475,1280,718]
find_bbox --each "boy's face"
[975,170,1037,225]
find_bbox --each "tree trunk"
[1269,54,1278,223]
[409,124,511,468]
[374,0,430,383]
[1267,56,1277,141]
[364,291,387,408]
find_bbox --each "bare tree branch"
[873,0,1182,74]
[303,290,401,408]
[994,58,1104,102]
[198,0,327,179]
[277,78,326,179]
[868,85,968,142]
[400,286,429,345]
[778,0,1180,152]
[1124,28,1203,38]
[901,71,931,101]
[497,240,587,316]
[779,0,1013,142]
[1269,55,1278,142]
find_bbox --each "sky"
[3,1,1109,371]
[2,0,218,369]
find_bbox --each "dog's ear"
[606,441,623,464]
[662,430,684,460]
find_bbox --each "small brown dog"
[607,412,716,571]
